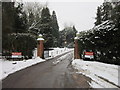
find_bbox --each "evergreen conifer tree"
[102,2,112,21]
[51,11,59,47]
[95,6,102,26]
[39,7,53,49]
[2,2,36,59]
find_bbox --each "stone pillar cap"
[74,37,79,40]
[37,34,44,41]
[39,34,42,37]
[76,32,79,36]
[37,38,44,41]
[76,32,79,35]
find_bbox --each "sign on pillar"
[74,33,80,59]
[37,34,44,59]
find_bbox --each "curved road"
[2,51,91,88]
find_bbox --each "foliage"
[9,34,36,58]
[95,6,102,25]
[2,2,60,59]
[38,7,60,48]
[2,2,36,59]
[24,2,43,36]
[51,11,60,47]
[38,7,53,49]
[78,1,120,65]
[59,26,77,48]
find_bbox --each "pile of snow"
[0,57,45,80]
[72,59,120,88]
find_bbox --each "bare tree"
[23,2,43,30]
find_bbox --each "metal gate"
[44,49,54,59]
[44,50,49,58]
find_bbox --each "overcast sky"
[22,0,104,31]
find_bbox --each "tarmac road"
[2,51,91,88]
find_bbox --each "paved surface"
[2,51,91,88]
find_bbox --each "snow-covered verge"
[0,57,45,80]
[0,48,73,81]
[72,59,120,88]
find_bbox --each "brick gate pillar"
[74,33,80,59]
[37,34,44,59]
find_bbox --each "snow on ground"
[33,47,73,59]
[47,47,73,59]
[0,48,73,80]
[0,57,45,80]
[72,59,120,88]
[52,52,73,65]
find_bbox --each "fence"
[33,48,71,59]
[44,49,54,59]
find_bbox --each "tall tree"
[2,2,36,59]
[110,1,120,64]
[24,2,43,36]
[2,2,15,34]
[79,1,120,65]
[14,2,27,33]
[59,25,77,47]
[2,2,15,53]
[39,7,53,49]
[73,26,77,36]
[95,6,102,26]
[51,11,59,47]
[0,2,2,53]
[102,2,112,21]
